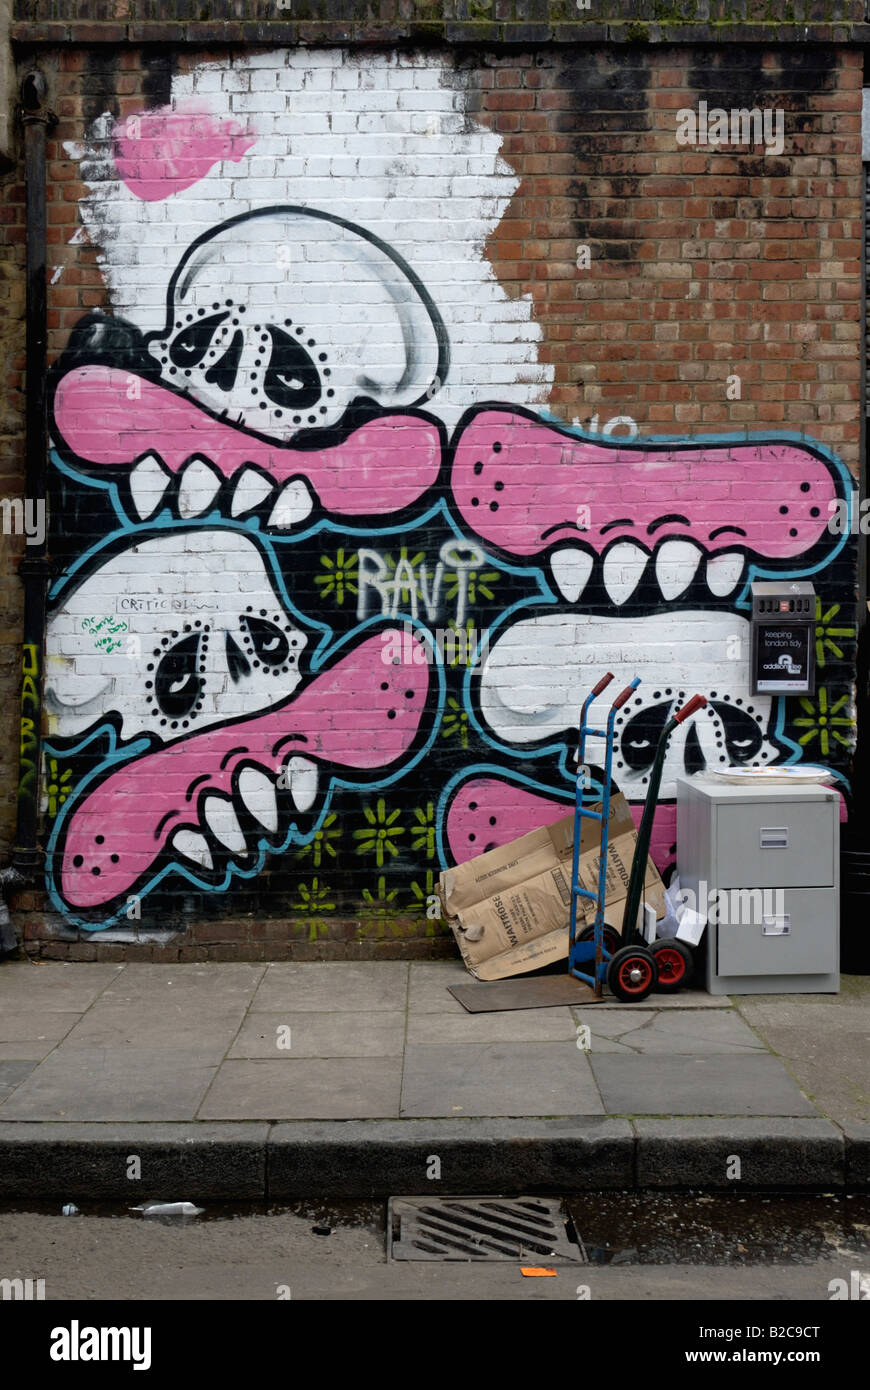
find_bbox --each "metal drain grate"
[387,1196,586,1262]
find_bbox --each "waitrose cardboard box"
[439,793,666,980]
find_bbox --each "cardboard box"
[439,793,666,980]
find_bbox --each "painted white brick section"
[66,48,553,430]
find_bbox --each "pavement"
[0,958,867,1199]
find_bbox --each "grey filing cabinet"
[676,776,839,994]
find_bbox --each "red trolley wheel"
[651,938,694,993]
[607,945,658,1002]
[578,923,621,958]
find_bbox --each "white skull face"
[479,611,780,799]
[146,209,445,442]
[46,530,308,743]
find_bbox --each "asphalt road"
[2,1193,869,1301]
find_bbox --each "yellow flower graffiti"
[814,598,855,670]
[793,689,855,757]
[441,697,470,749]
[46,759,72,818]
[353,798,405,868]
[315,549,358,606]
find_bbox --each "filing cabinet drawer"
[716,887,837,977]
[715,800,836,889]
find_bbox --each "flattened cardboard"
[440,793,665,981]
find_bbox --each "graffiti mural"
[42,50,856,933]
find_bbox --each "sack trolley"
[567,673,643,1000]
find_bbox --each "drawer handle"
[760,826,788,849]
[762,916,790,936]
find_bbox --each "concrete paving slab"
[251,962,408,1013]
[268,1117,634,1196]
[590,1054,819,1116]
[598,1011,767,1055]
[600,987,732,1010]
[736,977,870,1033]
[0,1047,219,1121]
[0,962,123,1012]
[0,1061,39,1102]
[400,1041,604,1118]
[99,963,266,1005]
[0,1010,85,1043]
[0,1122,269,1200]
[736,985,870,1126]
[198,1058,403,1120]
[407,961,470,1014]
[571,1009,767,1056]
[228,1011,406,1059]
[406,1006,577,1045]
[733,1022,870,1127]
[634,1117,844,1189]
[0,1011,83,1060]
[60,1002,251,1053]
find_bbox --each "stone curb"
[0,1116,859,1200]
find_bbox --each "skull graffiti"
[45,529,308,743]
[144,207,447,442]
[478,610,781,800]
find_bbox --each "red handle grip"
[612,684,638,710]
[591,673,614,697]
[674,694,707,724]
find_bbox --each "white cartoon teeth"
[129,453,171,519]
[655,539,703,601]
[602,541,648,605]
[267,479,314,530]
[173,757,324,876]
[170,828,213,871]
[237,766,279,833]
[231,467,276,518]
[706,551,746,597]
[283,756,319,812]
[550,547,594,602]
[126,455,313,529]
[177,456,222,518]
[203,796,248,855]
[547,540,745,604]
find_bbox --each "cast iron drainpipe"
[0,73,56,952]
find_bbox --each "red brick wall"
[0,39,861,959]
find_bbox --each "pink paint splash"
[53,366,442,517]
[59,628,431,910]
[113,103,255,201]
[451,408,839,560]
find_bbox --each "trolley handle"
[591,672,614,697]
[673,694,707,723]
[611,683,638,711]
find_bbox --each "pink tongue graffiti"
[446,777,677,873]
[451,409,837,558]
[60,629,429,910]
[53,367,442,516]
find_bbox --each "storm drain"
[387,1196,586,1262]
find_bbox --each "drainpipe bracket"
[20,108,57,130]
[17,553,55,580]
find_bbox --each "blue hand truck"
[567,672,643,1001]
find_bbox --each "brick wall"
[0,32,862,958]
